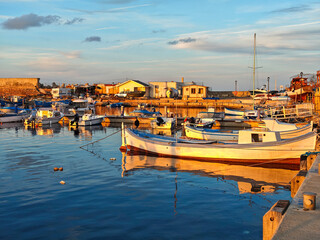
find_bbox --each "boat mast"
[253,33,256,110]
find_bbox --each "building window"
[185,88,189,91]
[198,88,203,94]
[191,88,196,94]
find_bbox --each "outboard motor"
[156,117,164,126]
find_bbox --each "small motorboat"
[70,113,105,126]
[0,110,30,123]
[150,117,176,130]
[224,108,263,119]
[130,109,161,117]
[24,108,64,126]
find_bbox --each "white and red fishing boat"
[120,124,317,164]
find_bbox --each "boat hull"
[0,113,29,123]
[185,123,313,141]
[185,125,238,141]
[123,128,317,164]
[78,116,104,126]
[40,117,62,125]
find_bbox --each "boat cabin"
[36,108,61,119]
[238,130,281,144]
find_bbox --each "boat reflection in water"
[102,122,175,136]
[25,123,62,136]
[121,152,298,194]
[69,124,105,140]
[0,122,24,129]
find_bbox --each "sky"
[1,0,320,91]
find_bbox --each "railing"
[266,103,313,120]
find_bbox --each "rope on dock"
[79,129,122,150]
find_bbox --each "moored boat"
[25,108,64,126]
[185,119,313,141]
[130,109,161,117]
[70,113,105,126]
[0,110,30,123]
[150,117,176,130]
[69,99,95,116]
[286,72,315,102]
[224,108,261,119]
[184,125,238,141]
[121,126,317,164]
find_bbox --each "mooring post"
[306,153,317,171]
[300,153,308,171]
[263,200,290,240]
[303,192,317,210]
[290,170,307,198]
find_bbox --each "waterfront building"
[149,77,198,98]
[73,84,96,97]
[116,80,150,97]
[95,84,116,95]
[182,84,208,99]
[51,87,71,98]
[149,81,184,98]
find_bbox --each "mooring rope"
[79,128,122,150]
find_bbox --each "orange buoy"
[60,180,66,185]
[59,167,63,171]
[54,167,59,171]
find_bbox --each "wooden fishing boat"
[121,126,317,164]
[185,120,313,141]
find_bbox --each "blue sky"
[1,0,320,90]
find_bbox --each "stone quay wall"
[0,78,40,97]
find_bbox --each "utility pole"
[235,80,238,92]
[267,77,270,96]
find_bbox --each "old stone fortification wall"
[0,78,40,97]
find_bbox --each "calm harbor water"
[0,122,297,240]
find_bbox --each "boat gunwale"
[127,127,317,150]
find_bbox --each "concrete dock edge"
[264,154,320,240]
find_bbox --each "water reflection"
[69,124,106,140]
[121,152,298,194]
[25,123,62,136]
[96,106,206,118]
[0,122,24,129]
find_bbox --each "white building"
[149,78,196,98]
[51,88,71,98]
